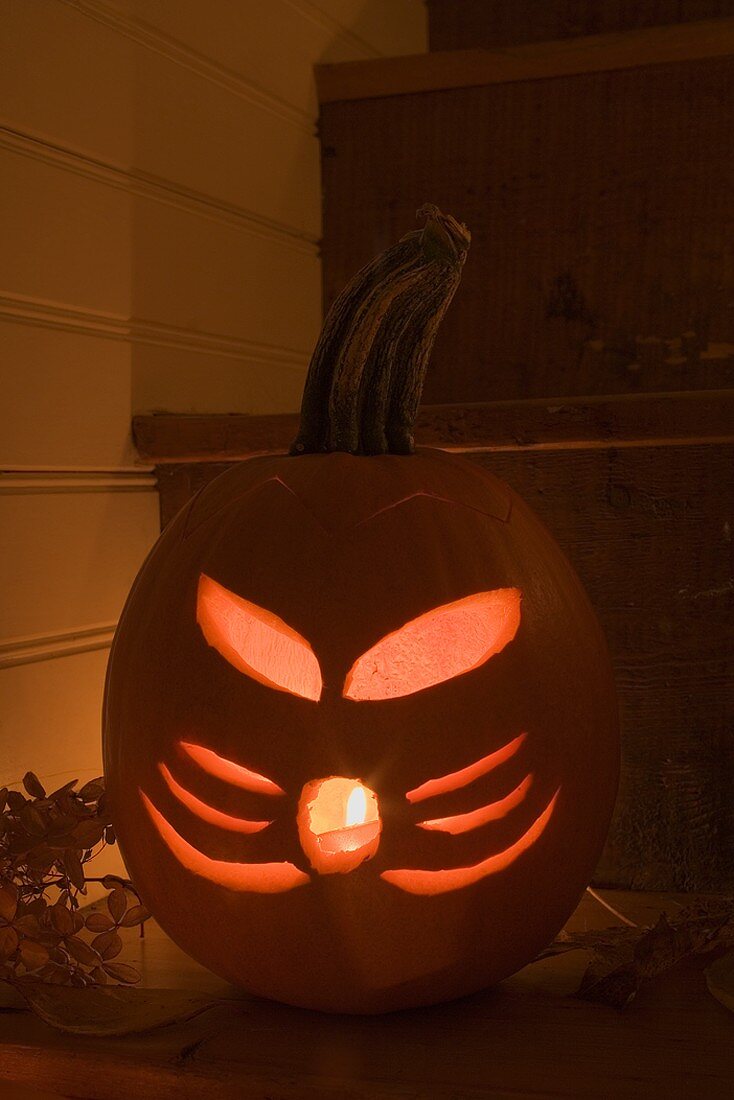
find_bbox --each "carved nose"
[297,777,381,875]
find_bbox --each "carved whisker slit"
[290,205,470,456]
[179,741,285,797]
[417,774,533,835]
[381,789,561,896]
[159,762,272,834]
[140,792,308,894]
[405,733,527,804]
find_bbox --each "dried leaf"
[107,888,126,924]
[13,914,41,937]
[25,846,56,872]
[78,778,105,802]
[63,849,86,891]
[18,983,218,1036]
[577,904,734,1008]
[22,772,46,800]
[72,820,105,848]
[102,961,140,984]
[6,790,26,811]
[119,904,150,927]
[65,936,100,967]
[36,935,62,955]
[0,882,18,922]
[0,925,19,961]
[46,779,78,801]
[35,963,70,985]
[44,834,77,851]
[92,931,123,961]
[706,951,734,1013]
[19,804,46,836]
[85,911,115,934]
[102,874,128,892]
[19,938,50,970]
[49,904,74,936]
[535,925,636,961]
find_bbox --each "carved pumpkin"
[104,208,618,1013]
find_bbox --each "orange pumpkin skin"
[104,448,618,1013]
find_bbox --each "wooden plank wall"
[0,0,425,826]
[319,39,734,405]
[475,443,734,891]
[136,392,734,892]
[427,0,734,51]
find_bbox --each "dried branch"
[0,773,149,991]
[537,894,734,1008]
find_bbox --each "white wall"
[0,0,426,843]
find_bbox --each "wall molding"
[0,622,116,669]
[283,0,384,59]
[59,0,317,135]
[0,469,157,494]
[0,126,319,257]
[0,292,311,371]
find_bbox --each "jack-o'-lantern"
[104,207,619,1013]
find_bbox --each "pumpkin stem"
[290,205,470,456]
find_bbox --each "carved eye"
[343,588,521,701]
[197,574,322,701]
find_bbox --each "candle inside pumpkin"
[298,777,381,874]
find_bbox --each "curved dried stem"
[291,204,470,455]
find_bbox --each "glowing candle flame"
[345,784,367,827]
[297,777,381,874]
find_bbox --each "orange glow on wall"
[141,791,309,893]
[406,732,526,804]
[297,777,381,874]
[417,774,533,834]
[179,741,285,797]
[382,789,560,895]
[343,588,521,701]
[159,762,272,834]
[197,573,322,701]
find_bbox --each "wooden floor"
[0,891,732,1099]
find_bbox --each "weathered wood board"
[427,0,734,52]
[135,398,734,892]
[134,390,734,466]
[319,49,734,403]
[473,443,734,891]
